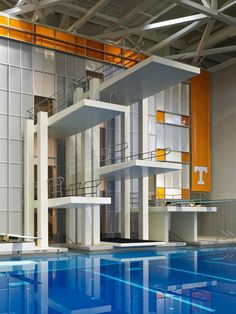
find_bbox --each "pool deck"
[189,236,236,246]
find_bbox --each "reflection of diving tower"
[24,54,200,248]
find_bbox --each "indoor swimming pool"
[0,246,236,313]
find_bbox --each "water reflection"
[0,248,236,313]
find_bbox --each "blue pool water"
[1,247,236,313]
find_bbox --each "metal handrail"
[34,176,65,199]
[66,179,101,197]
[100,142,129,164]
[169,230,186,242]
[102,147,171,165]
[27,43,144,120]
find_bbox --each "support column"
[81,129,92,246]
[121,109,130,238]
[66,136,76,243]
[138,99,149,240]
[37,112,48,248]
[24,119,34,237]
[92,125,100,244]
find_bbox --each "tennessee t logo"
[194,166,208,185]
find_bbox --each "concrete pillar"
[121,109,130,238]
[92,125,100,244]
[37,112,48,248]
[24,119,34,237]
[66,136,76,243]
[81,129,92,245]
[138,99,149,240]
[76,133,82,244]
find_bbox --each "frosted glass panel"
[44,49,55,73]
[9,188,22,211]
[148,96,156,115]
[9,41,20,66]
[9,212,22,234]
[156,124,164,148]
[34,71,44,96]
[166,151,181,162]
[10,116,21,139]
[66,54,75,77]
[181,128,189,152]
[22,94,33,117]
[182,164,190,189]
[165,113,181,125]
[10,140,21,163]
[164,87,173,112]
[33,47,44,71]
[0,64,8,89]
[149,116,156,135]
[9,92,21,116]
[0,90,8,113]
[165,188,181,199]
[0,188,8,210]
[156,173,164,187]
[10,66,21,92]
[172,126,181,151]
[22,69,33,94]
[75,56,85,78]
[21,43,32,68]
[181,83,190,115]
[165,172,173,188]
[173,170,182,188]
[0,164,8,186]
[0,212,8,232]
[0,38,8,63]
[149,135,155,151]
[0,139,8,162]
[44,73,55,97]
[0,115,8,137]
[155,91,164,111]
[172,84,181,114]
[56,52,65,75]
[165,125,173,150]
[10,164,21,186]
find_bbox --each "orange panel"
[0,26,8,37]
[35,25,54,48]
[9,29,33,43]
[86,48,104,62]
[182,189,190,199]
[182,152,190,164]
[156,149,165,161]
[156,111,165,123]
[104,44,122,64]
[86,39,104,51]
[76,36,86,56]
[191,70,211,192]
[156,187,165,199]
[55,31,76,53]
[9,18,33,32]
[0,16,8,26]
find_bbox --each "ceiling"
[1,0,236,71]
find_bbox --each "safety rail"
[27,43,144,121]
[66,179,101,197]
[102,147,171,165]
[169,230,186,243]
[100,142,129,165]
[34,176,65,199]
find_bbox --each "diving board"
[99,55,200,106]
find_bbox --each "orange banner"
[191,70,211,192]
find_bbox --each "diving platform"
[34,99,127,137]
[147,206,217,213]
[99,55,200,105]
[34,196,111,209]
[99,160,182,179]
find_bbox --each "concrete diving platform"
[99,55,200,105]
[34,196,111,209]
[148,206,217,213]
[34,99,127,137]
[99,160,182,179]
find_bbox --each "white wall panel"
[148,96,156,115]
[44,73,55,97]
[9,212,22,234]
[10,116,21,139]
[44,49,55,73]
[181,83,190,115]
[0,164,8,186]
[10,164,21,187]
[0,39,8,63]
[21,43,32,68]
[56,52,65,75]
[22,94,33,117]
[9,92,21,116]
[10,140,21,163]
[181,128,189,152]
[0,188,8,210]
[155,91,164,111]
[10,66,21,92]
[0,139,8,162]
[0,115,8,137]
[22,69,33,94]
[0,212,8,232]
[0,64,8,89]
[34,71,43,96]
[9,41,20,66]
[156,124,164,148]
[33,47,44,71]
[66,54,75,77]
[9,188,22,211]
[156,173,164,187]
[0,90,8,114]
